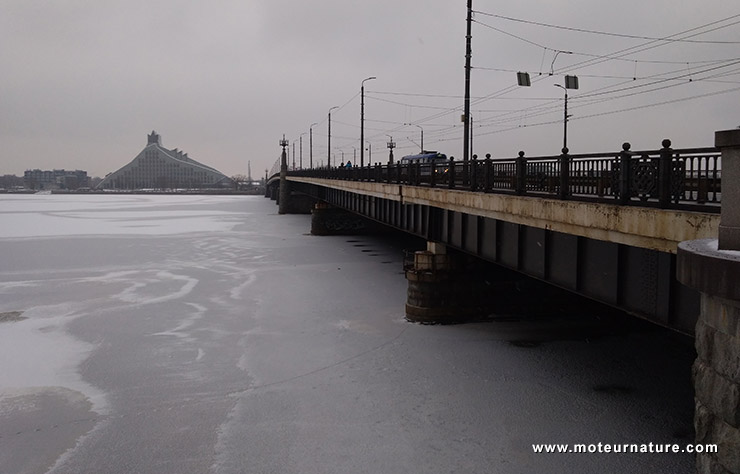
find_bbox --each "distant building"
[0,174,24,190]
[97,131,232,190]
[24,169,89,190]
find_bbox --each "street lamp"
[517,70,578,152]
[554,75,579,151]
[554,84,568,150]
[309,122,318,169]
[299,132,307,169]
[292,140,296,170]
[386,135,396,164]
[361,76,376,168]
[405,123,423,153]
[279,135,289,172]
[328,106,339,168]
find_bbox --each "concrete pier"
[404,243,529,324]
[404,242,483,324]
[278,139,289,215]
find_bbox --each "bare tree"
[231,174,248,190]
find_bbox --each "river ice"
[0,193,696,473]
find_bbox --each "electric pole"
[462,0,473,163]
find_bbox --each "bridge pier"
[405,242,490,324]
[278,138,290,214]
[276,147,314,214]
[403,242,555,324]
[678,129,740,474]
[279,191,315,214]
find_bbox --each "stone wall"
[678,237,740,474]
[693,294,740,473]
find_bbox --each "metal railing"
[281,140,721,212]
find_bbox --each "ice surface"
[0,194,246,239]
[0,194,697,474]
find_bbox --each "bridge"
[267,130,740,473]
[268,139,721,330]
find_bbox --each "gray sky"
[2,0,738,179]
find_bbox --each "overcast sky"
[2,0,738,179]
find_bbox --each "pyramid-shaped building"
[97,131,232,190]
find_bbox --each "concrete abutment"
[679,241,740,474]
[678,128,740,474]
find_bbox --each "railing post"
[559,147,570,200]
[658,139,673,207]
[448,156,456,189]
[430,161,436,188]
[484,154,492,192]
[470,154,478,191]
[619,142,632,204]
[516,151,526,195]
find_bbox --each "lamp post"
[386,135,396,164]
[292,140,296,170]
[279,135,289,176]
[299,132,307,169]
[352,146,357,166]
[328,106,339,168]
[361,76,376,168]
[554,84,569,150]
[517,71,578,152]
[309,122,317,169]
[405,123,423,153]
[555,75,578,151]
[462,0,473,163]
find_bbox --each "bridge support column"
[678,128,740,474]
[278,175,290,214]
[405,242,497,324]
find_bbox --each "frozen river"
[0,194,695,473]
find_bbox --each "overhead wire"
[472,10,740,44]
[308,12,740,154]
[453,13,740,137]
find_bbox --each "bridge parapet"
[288,141,721,213]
